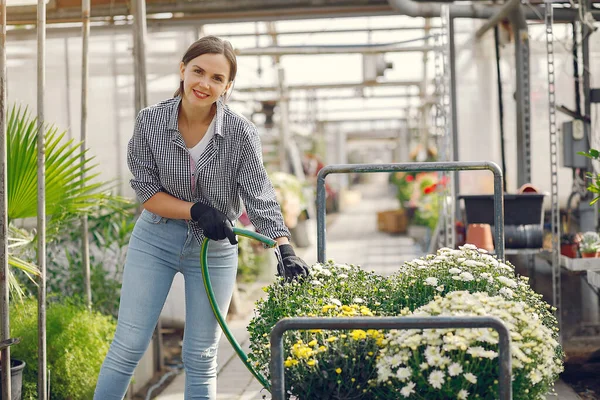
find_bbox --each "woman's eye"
[213,77,223,82]
[194,69,202,74]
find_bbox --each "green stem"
[200,227,277,392]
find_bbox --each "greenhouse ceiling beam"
[387,0,599,21]
[235,43,435,56]
[6,3,394,25]
[233,93,422,102]
[237,80,422,93]
[5,23,443,40]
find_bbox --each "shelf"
[588,271,600,290]
[538,251,600,272]
[503,248,544,255]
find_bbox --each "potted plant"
[0,338,26,400]
[579,231,600,258]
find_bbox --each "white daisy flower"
[400,381,416,397]
[464,372,477,384]
[428,370,445,389]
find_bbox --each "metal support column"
[80,0,91,309]
[448,16,460,222]
[0,0,11,396]
[435,5,455,250]
[132,0,148,114]
[545,0,562,339]
[514,15,532,187]
[36,0,48,397]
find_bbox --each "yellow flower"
[326,337,338,342]
[262,286,269,292]
[307,359,317,366]
[309,329,322,333]
[284,358,299,368]
[308,339,318,347]
[335,368,342,374]
[322,304,337,313]
[350,330,367,341]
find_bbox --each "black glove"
[276,244,310,282]
[190,202,237,245]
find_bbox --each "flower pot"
[581,251,598,258]
[0,359,26,400]
[561,243,578,258]
[466,223,494,251]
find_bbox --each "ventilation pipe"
[387,0,598,21]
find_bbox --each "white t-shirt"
[188,116,216,164]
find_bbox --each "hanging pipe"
[200,228,277,391]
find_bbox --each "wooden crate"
[377,209,408,234]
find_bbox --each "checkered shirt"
[127,96,290,244]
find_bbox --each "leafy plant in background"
[389,172,416,207]
[7,104,132,304]
[578,148,600,205]
[10,297,117,400]
[6,105,107,298]
[27,199,137,317]
[269,172,308,229]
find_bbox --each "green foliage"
[6,104,115,298]
[10,297,116,400]
[237,233,269,283]
[19,199,137,317]
[578,148,600,205]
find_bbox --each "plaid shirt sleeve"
[127,110,164,203]
[237,126,291,240]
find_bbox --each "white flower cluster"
[376,291,563,397]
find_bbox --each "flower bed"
[248,245,563,399]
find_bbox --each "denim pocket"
[139,209,166,224]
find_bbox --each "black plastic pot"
[0,359,26,400]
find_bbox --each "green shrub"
[10,297,116,400]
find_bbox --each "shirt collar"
[168,96,225,137]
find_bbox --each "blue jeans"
[94,210,238,400]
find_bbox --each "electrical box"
[562,119,590,168]
[362,54,393,83]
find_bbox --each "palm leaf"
[6,104,111,297]
[7,105,106,222]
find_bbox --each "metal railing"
[316,161,505,262]
[270,316,512,400]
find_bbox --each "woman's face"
[179,53,232,107]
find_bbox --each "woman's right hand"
[190,202,237,245]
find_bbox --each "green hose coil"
[200,228,276,392]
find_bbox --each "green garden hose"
[200,228,276,392]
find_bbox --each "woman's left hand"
[276,244,310,282]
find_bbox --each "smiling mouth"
[193,89,209,99]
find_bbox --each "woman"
[94,35,310,400]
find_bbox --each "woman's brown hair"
[174,35,237,98]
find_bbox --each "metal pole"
[81,0,91,308]
[270,316,512,400]
[316,162,505,263]
[132,0,148,114]
[448,17,460,222]
[63,37,72,141]
[36,0,47,396]
[511,8,532,187]
[544,0,562,343]
[0,0,11,396]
